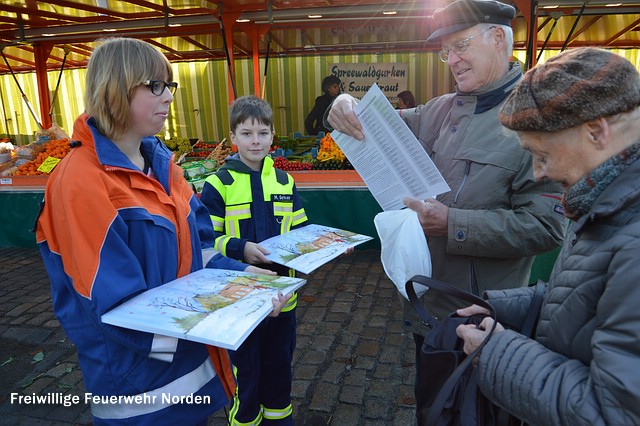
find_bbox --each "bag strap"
[405,274,495,326]
[405,275,497,426]
[520,280,545,338]
[470,261,480,296]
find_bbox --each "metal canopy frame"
[0,1,638,73]
[0,0,638,128]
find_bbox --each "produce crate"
[0,175,49,188]
[289,170,364,188]
[188,148,213,159]
[187,177,208,193]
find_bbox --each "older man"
[328,0,566,418]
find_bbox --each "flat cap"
[499,47,640,132]
[428,0,516,42]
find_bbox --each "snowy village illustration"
[101,269,306,350]
[261,224,372,274]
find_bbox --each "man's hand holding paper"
[328,94,364,140]
[403,197,449,237]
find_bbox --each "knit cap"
[499,47,640,132]
[428,0,515,42]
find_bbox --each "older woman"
[457,47,640,425]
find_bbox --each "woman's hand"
[456,304,491,317]
[268,292,289,317]
[456,316,505,356]
[244,265,277,275]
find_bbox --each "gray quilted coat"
[479,157,640,425]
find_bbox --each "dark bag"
[407,276,546,426]
[406,275,498,426]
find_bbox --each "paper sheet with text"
[332,84,450,210]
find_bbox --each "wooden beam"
[604,16,640,46]
[33,42,53,130]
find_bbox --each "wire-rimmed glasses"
[439,26,496,63]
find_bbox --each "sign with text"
[37,156,61,174]
[330,63,408,102]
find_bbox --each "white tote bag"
[374,209,431,300]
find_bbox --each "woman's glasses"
[142,80,178,96]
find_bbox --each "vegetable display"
[1,132,354,183]
[272,134,352,171]
[2,138,71,176]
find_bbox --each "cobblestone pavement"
[0,248,418,426]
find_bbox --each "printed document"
[102,269,306,350]
[261,224,373,275]
[331,84,450,210]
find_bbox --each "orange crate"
[0,175,49,188]
[289,170,364,188]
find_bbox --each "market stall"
[0,183,44,247]
[0,174,381,248]
[0,132,383,250]
[1,0,609,285]
[0,179,556,283]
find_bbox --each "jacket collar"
[220,153,275,175]
[455,61,523,115]
[73,114,174,193]
[573,152,640,233]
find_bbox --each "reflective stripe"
[279,218,288,235]
[273,204,292,215]
[148,334,178,362]
[211,215,224,231]
[230,411,262,426]
[262,403,293,420]
[282,268,298,311]
[229,366,262,426]
[227,206,252,217]
[215,234,232,255]
[227,219,239,239]
[225,204,252,239]
[281,291,297,312]
[274,202,294,234]
[291,210,307,225]
[90,359,216,420]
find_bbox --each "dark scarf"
[563,143,640,220]
[474,71,521,114]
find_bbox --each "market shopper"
[305,74,342,136]
[200,95,308,425]
[327,0,566,419]
[456,47,640,425]
[396,90,416,109]
[35,38,277,426]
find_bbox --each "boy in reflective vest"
[200,95,308,425]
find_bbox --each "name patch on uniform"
[553,204,565,216]
[272,194,293,202]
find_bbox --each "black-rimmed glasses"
[439,26,496,63]
[142,80,178,96]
